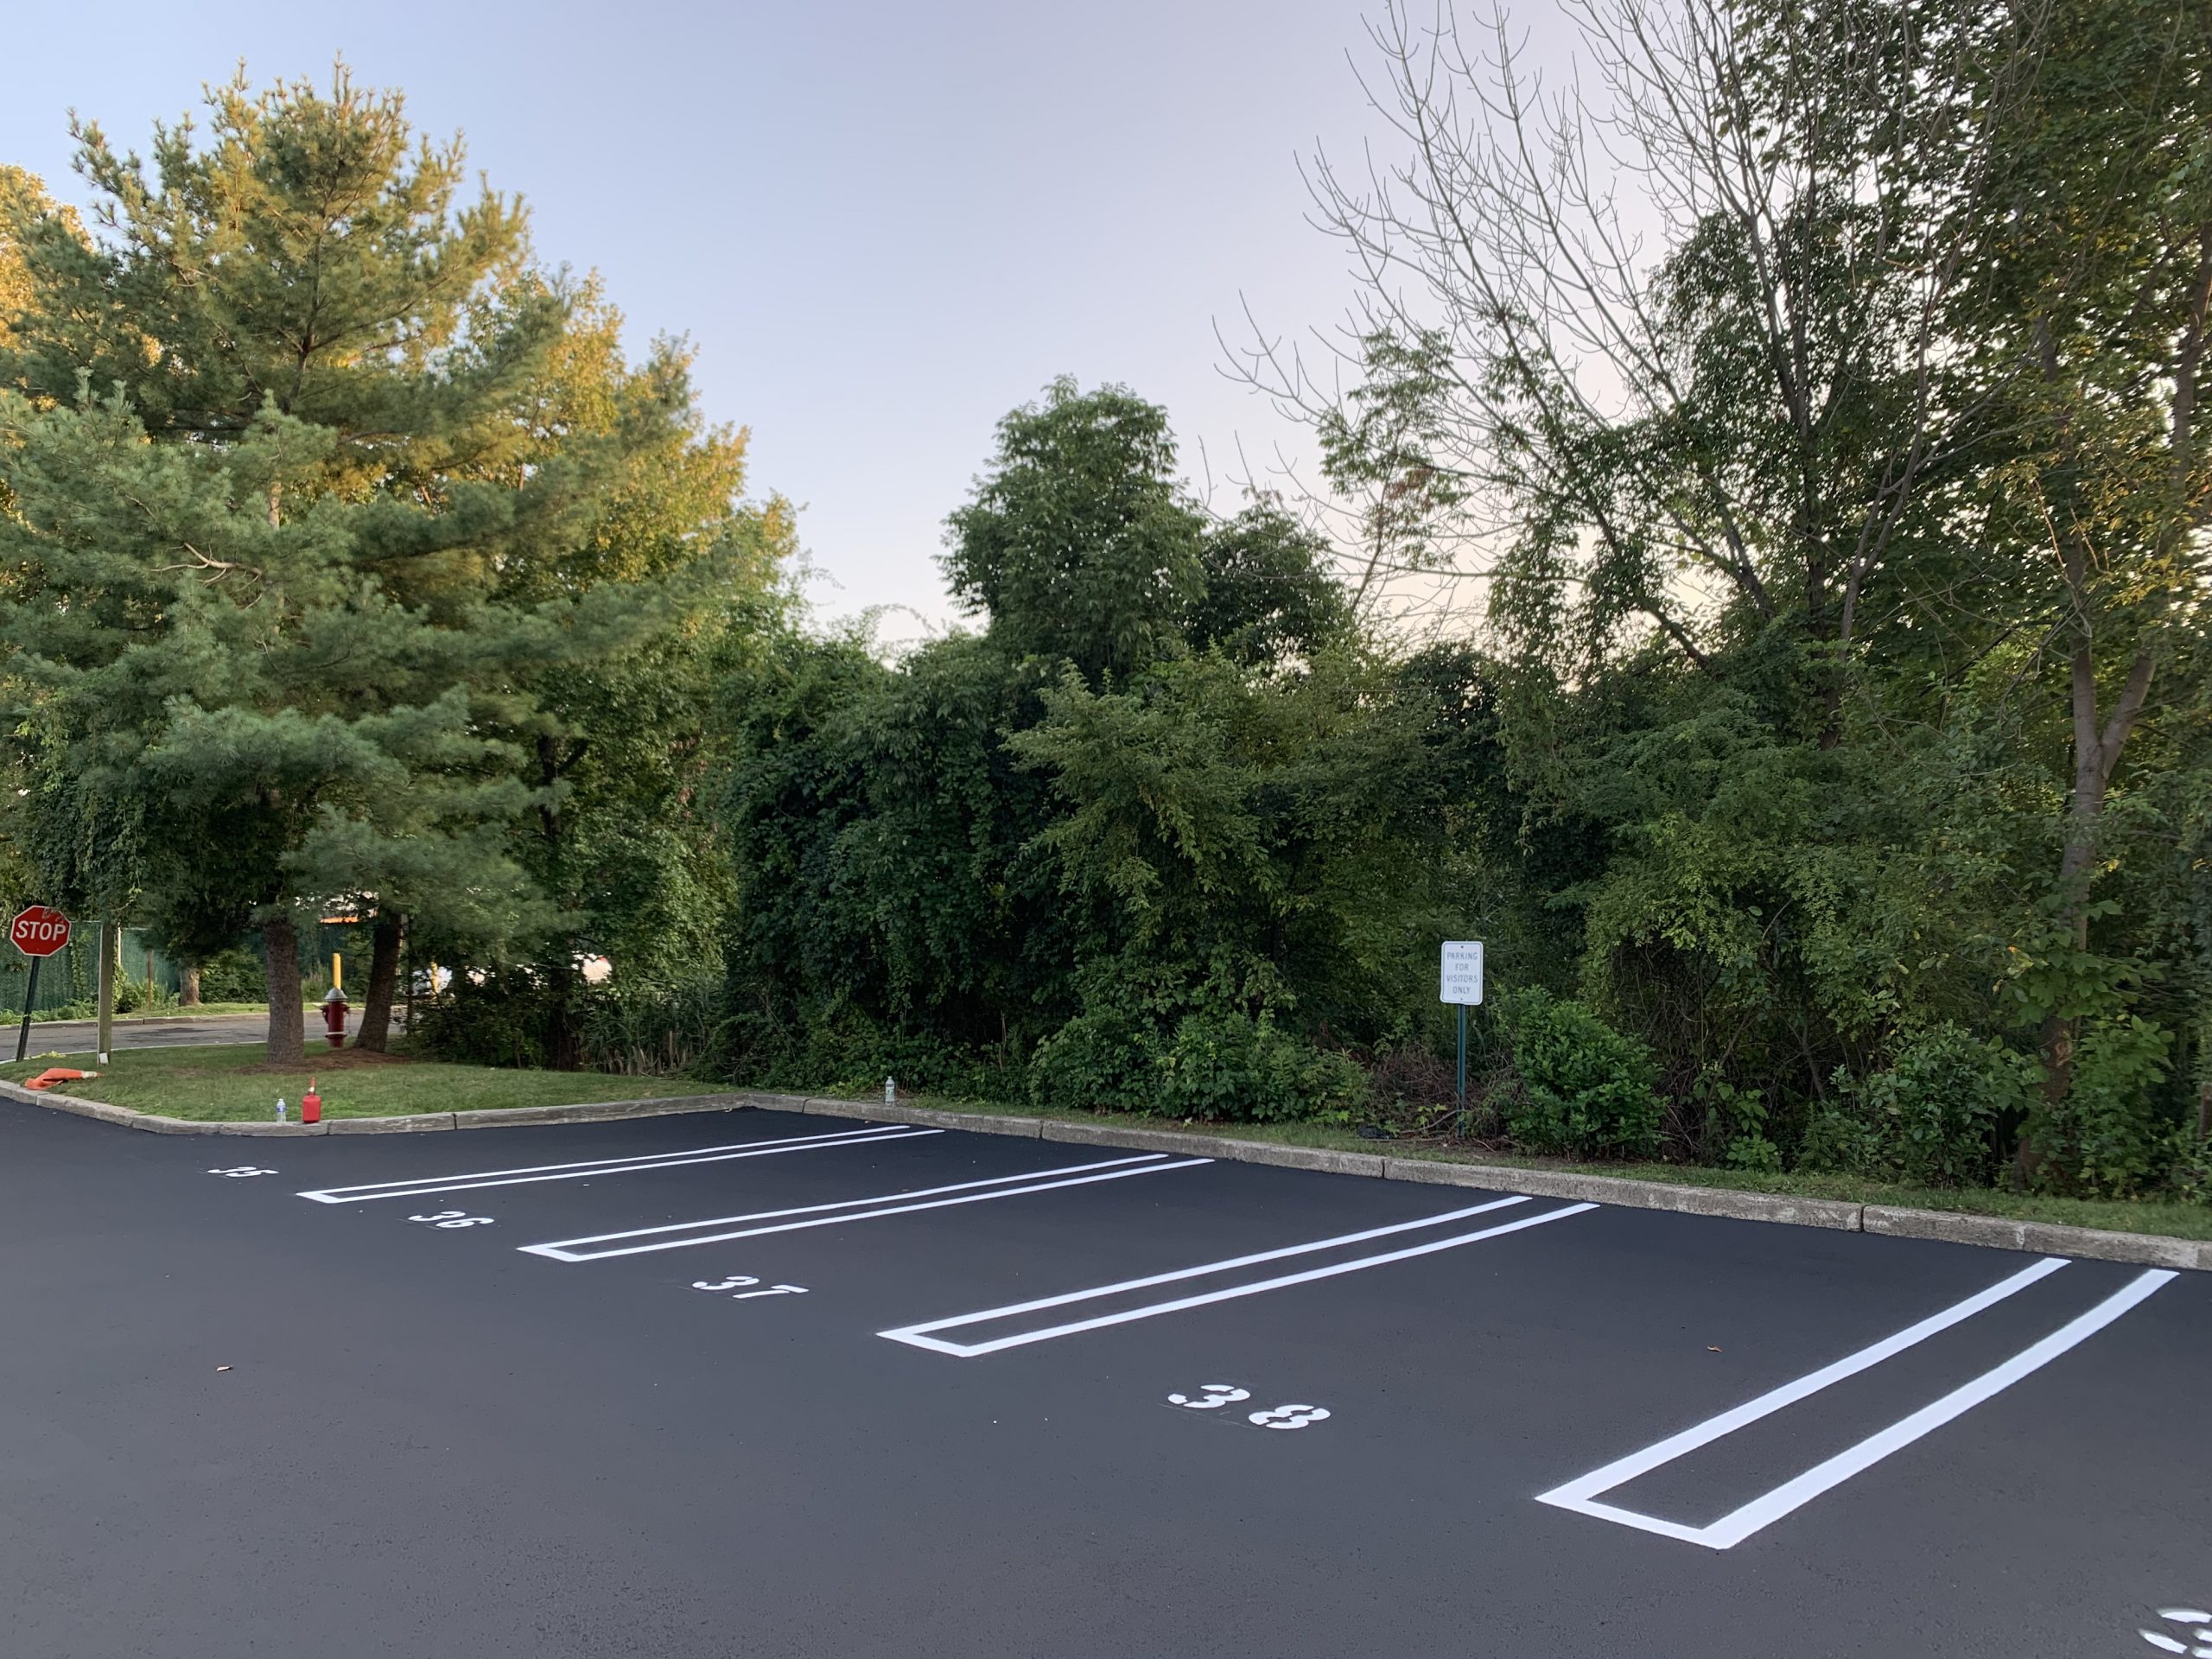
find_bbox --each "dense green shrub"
[1027,1007,1158,1115]
[1154,1006,1366,1122]
[1492,988,1662,1158]
[1027,957,1366,1122]
[2171,1133,2212,1207]
[197,948,265,1003]
[580,974,727,1077]
[111,976,173,1014]
[414,969,736,1078]
[2026,1014,2175,1198]
[1802,1024,2034,1187]
[409,972,569,1070]
[1028,1003,1363,1122]
[724,1001,1024,1102]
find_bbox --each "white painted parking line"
[295,1123,940,1204]
[1537,1261,2177,1550]
[879,1196,1593,1357]
[519,1152,1213,1262]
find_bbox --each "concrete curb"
[8,1076,2204,1271]
[1380,1154,1866,1230]
[452,1095,753,1131]
[805,1096,2202,1271]
[1863,1205,2211,1271]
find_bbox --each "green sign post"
[1440,941,1484,1135]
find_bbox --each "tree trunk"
[546,952,582,1071]
[180,964,200,1007]
[536,734,583,1071]
[263,912,306,1067]
[355,913,402,1052]
[2018,644,2156,1183]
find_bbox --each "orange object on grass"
[23,1067,98,1090]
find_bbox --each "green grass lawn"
[3,1043,724,1121]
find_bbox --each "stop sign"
[10,906,71,957]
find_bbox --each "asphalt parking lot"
[3,1099,2206,1658]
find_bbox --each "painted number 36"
[408,1210,494,1229]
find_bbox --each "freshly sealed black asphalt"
[2,1100,2206,1657]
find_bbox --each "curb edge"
[6,1077,2202,1272]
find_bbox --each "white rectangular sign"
[1440,940,1484,1006]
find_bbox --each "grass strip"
[812,1088,2212,1244]
[3,1043,722,1121]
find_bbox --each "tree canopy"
[1,17,2202,1211]
[0,69,779,1063]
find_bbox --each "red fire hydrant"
[321,985,349,1050]
[302,1077,322,1126]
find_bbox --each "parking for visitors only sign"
[1440,940,1484,1005]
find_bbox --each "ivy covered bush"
[1491,988,1662,1159]
[1802,1024,2034,1188]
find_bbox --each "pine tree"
[0,70,665,1065]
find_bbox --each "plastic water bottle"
[276,1096,287,1122]
[884,1076,896,1106]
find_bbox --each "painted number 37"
[692,1275,808,1300]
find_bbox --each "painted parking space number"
[692,1276,809,1300]
[208,1166,277,1178]
[1167,1384,1250,1410]
[1248,1403,1331,1430]
[1166,1384,1331,1430]
[408,1210,493,1229]
[2141,1607,2212,1656]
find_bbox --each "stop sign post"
[11,906,72,1063]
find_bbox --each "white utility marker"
[520,1152,1212,1262]
[880,1195,1593,1357]
[295,1122,940,1205]
[1537,1260,2177,1550]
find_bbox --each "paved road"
[17,1010,399,1053]
[1,1100,2204,1657]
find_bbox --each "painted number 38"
[2141,1608,2212,1656]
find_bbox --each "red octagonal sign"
[10,906,72,958]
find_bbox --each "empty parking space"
[878,1193,1594,1356]
[5,1096,2206,1658]
[518,1148,1212,1262]
[293,1121,946,1205]
[1537,1257,2176,1548]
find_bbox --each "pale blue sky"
[4,0,1405,637]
